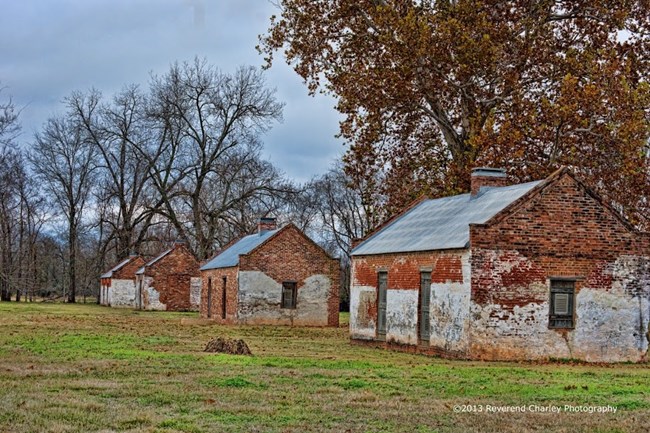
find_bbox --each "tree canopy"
[260,0,650,227]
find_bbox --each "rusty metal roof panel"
[200,229,279,270]
[352,181,541,256]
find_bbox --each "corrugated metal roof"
[100,257,133,279]
[200,229,279,270]
[135,248,174,275]
[352,181,542,256]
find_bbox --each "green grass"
[0,303,648,432]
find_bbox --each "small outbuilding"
[350,167,650,362]
[135,242,201,311]
[200,218,340,326]
[99,254,145,308]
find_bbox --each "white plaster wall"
[350,285,377,340]
[385,289,418,345]
[572,288,649,362]
[469,298,571,360]
[429,252,472,353]
[108,279,137,308]
[237,271,331,326]
[470,255,650,362]
[189,277,202,311]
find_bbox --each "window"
[549,279,575,329]
[281,282,297,309]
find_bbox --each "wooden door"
[419,272,431,345]
[377,272,387,340]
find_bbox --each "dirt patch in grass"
[204,337,252,355]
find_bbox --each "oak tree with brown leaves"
[260,0,650,228]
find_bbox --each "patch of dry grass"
[0,302,648,432]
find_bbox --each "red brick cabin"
[135,242,201,311]
[350,167,650,362]
[200,218,340,327]
[99,254,145,308]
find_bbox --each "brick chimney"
[257,217,277,234]
[471,167,508,197]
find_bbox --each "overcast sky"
[0,0,343,183]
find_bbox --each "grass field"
[0,303,648,433]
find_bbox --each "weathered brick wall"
[144,245,201,311]
[469,172,650,362]
[199,266,238,322]
[238,225,340,326]
[350,250,470,353]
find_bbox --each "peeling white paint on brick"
[140,276,166,311]
[190,277,202,311]
[108,279,137,308]
[573,288,649,362]
[469,300,571,360]
[350,285,377,340]
[237,271,330,326]
[385,289,418,345]
[429,252,472,353]
[100,284,109,305]
[469,254,650,362]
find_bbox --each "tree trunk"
[68,219,76,304]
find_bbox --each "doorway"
[419,272,431,346]
[377,271,387,340]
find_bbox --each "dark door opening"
[419,272,432,346]
[377,272,388,340]
[207,278,212,318]
[221,276,227,319]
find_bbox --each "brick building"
[350,167,650,362]
[200,218,340,326]
[99,254,145,307]
[135,242,201,311]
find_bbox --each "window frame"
[548,279,576,329]
[281,281,297,309]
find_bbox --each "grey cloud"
[0,0,343,181]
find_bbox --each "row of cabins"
[100,242,201,311]
[100,168,649,362]
[99,219,339,326]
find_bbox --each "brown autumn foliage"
[259,0,650,228]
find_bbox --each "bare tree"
[309,162,377,259]
[0,88,48,302]
[29,115,97,303]
[143,59,286,260]
[297,163,379,308]
[0,85,20,147]
[67,87,157,261]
